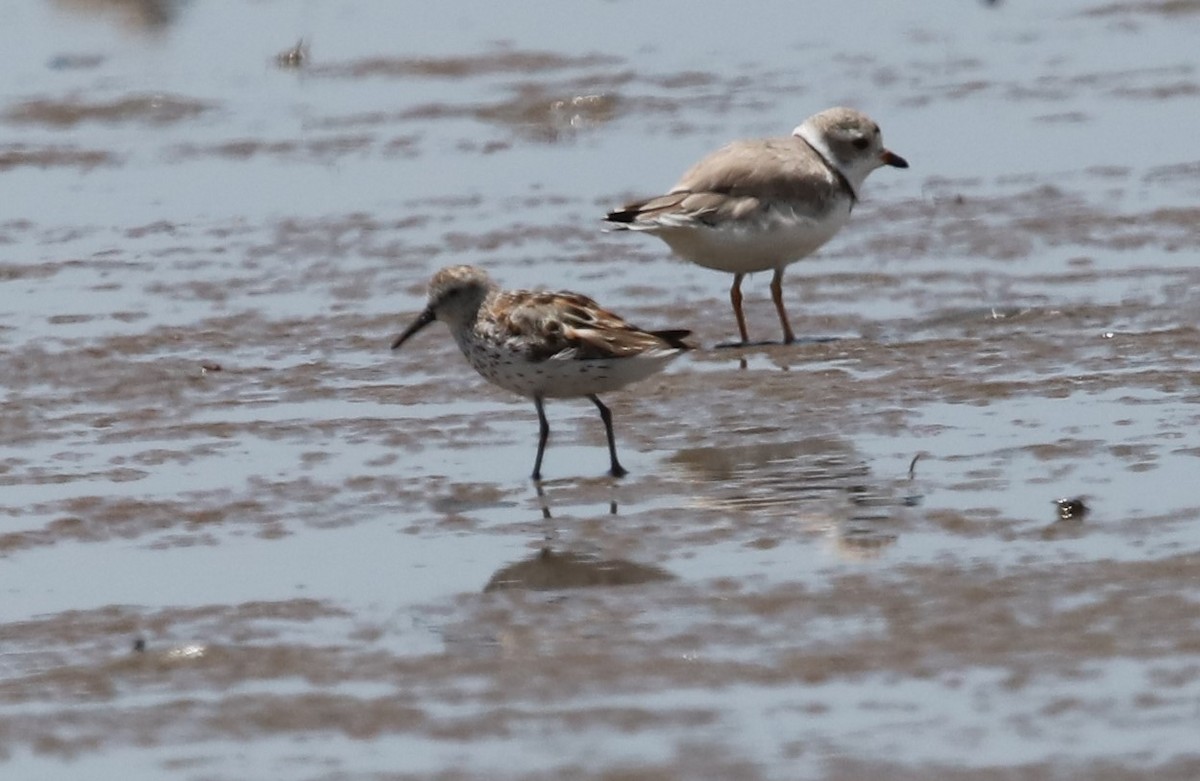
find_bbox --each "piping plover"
[606,107,908,345]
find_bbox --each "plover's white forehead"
[795,107,879,138]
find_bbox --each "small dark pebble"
[1055,497,1088,521]
[276,40,308,69]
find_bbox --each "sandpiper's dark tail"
[652,329,693,350]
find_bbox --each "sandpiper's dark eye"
[852,137,870,150]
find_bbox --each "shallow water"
[3,1,1200,779]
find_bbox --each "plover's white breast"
[647,196,853,274]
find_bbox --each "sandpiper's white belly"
[634,198,852,274]
[456,336,682,399]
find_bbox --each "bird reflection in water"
[534,480,618,521]
[711,334,841,372]
[483,547,674,593]
[669,437,923,560]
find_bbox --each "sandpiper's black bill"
[390,308,436,350]
[880,149,908,168]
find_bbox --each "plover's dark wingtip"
[603,209,638,225]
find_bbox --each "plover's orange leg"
[770,267,796,344]
[588,394,628,478]
[532,395,551,481]
[730,273,750,345]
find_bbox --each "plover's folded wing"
[607,138,839,228]
[673,137,841,205]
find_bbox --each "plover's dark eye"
[852,137,869,150]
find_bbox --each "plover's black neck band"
[795,134,858,210]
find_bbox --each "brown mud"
[2,1,1199,779]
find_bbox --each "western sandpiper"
[391,265,690,481]
[606,107,907,345]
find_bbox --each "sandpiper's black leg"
[532,395,550,481]
[589,394,628,478]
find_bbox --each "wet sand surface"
[3,1,1200,779]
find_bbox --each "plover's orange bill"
[391,265,691,481]
[606,107,907,346]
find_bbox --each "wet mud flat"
[3,1,1200,779]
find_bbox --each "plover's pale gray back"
[606,107,907,345]
[391,265,691,480]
